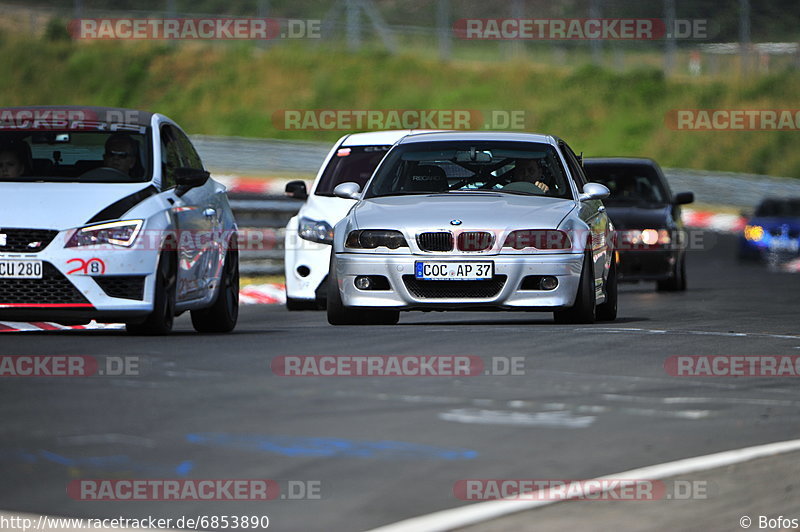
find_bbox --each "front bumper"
[617,249,676,281]
[334,252,584,310]
[284,236,332,302]
[0,239,159,322]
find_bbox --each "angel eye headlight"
[298,217,334,244]
[65,220,143,248]
[345,230,408,249]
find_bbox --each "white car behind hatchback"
[283,130,435,310]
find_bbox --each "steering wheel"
[80,167,130,180]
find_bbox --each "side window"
[173,128,204,170]
[560,142,587,192]
[160,125,182,190]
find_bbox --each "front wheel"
[126,251,176,335]
[595,258,618,322]
[554,251,596,324]
[657,254,687,292]
[191,245,239,333]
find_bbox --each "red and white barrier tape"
[681,208,746,233]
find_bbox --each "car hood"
[300,195,357,225]
[605,204,673,230]
[353,193,576,231]
[0,182,154,230]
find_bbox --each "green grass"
[1,36,799,177]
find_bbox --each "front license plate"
[415,261,494,280]
[0,260,43,279]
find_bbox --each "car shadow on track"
[397,315,652,326]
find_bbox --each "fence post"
[346,0,361,51]
[437,0,451,61]
[739,0,750,74]
[589,0,603,66]
[664,0,676,74]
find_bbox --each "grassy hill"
[1,35,798,177]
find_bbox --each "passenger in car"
[103,134,139,176]
[0,142,29,178]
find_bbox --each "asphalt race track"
[1,234,800,531]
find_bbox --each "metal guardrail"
[229,194,304,276]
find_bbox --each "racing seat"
[404,165,449,193]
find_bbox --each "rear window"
[314,145,391,196]
[583,163,669,205]
[755,198,800,218]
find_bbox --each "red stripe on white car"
[0,284,288,332]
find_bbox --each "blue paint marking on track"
[185,433,478,460]
[0,450,193,476]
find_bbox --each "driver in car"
[103,134,138,176]
[505,158,550,193]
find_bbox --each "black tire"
[657,254,687,292]
[326,256,399,326]
[595,257,618,322]
[126,251,176,335]
[191,246,239,333]
[286,297,320,311]
[554,250,596,324]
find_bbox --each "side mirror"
[673,191,694,205]
[333,182,361,200]
[579,182,610,201]
[175,167,209,197]
[285,180,308,200]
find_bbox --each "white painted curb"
[364,438,800,532]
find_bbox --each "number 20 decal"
[67,258,106,275]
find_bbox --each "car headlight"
[744,225,764,242]
[618,229,671,246]
[298,217,334,244]
[503,230,571,250]
[65,220,143,248]
[345,230,408,249]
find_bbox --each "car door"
[161,124,215,302]
[560,141,610,293]
[173,127,227,298]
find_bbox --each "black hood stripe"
[86,185,159,224]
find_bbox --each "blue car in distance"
[739,197,800,261]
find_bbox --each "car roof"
[340,130,441,147]
[0,105,155,127]
[583,157,659,167]
[396,131,556,145]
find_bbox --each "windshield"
[755,198,800,218]
[583,163,669,205]
[314,145,392,196]
[364,141,573,200]
[0,130,151,183]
